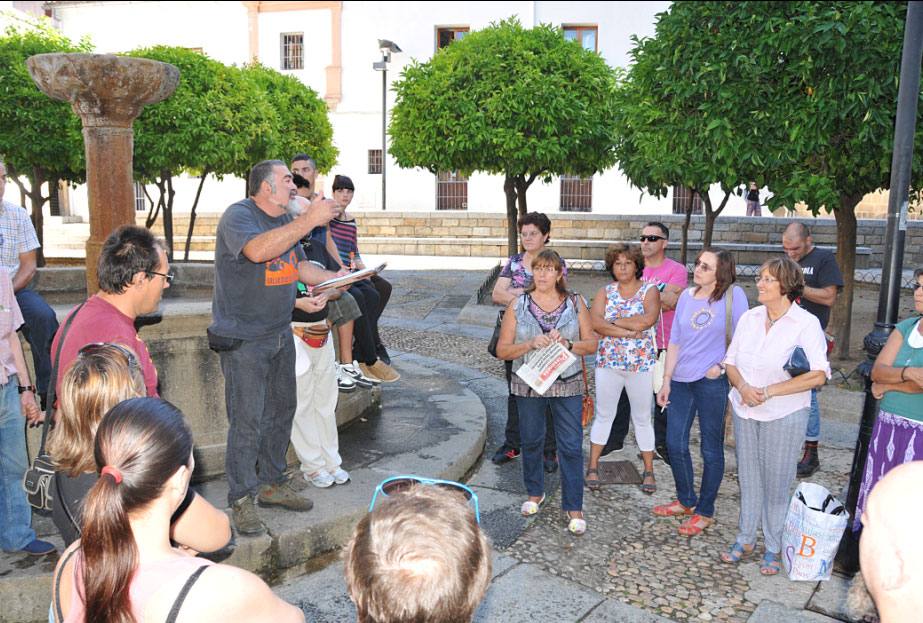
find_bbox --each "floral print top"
[596,282,657,372]
[499,252,568,290]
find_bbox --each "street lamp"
[372,38,401,211]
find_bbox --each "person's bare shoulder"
[179,564,305,623]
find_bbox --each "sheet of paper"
[514,341,578,395]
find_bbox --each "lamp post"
[834,1,923,574]
[372,39,401,211]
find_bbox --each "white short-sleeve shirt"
[723,302,831,422]
[0,200,41,275]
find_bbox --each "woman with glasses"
[720,257,828,575]
[48,343,230,551]
[51,398,304,623]
[495,249,596,535]
[491,213,565,472]
[855,269,923,533]
[651,249,747,537]
[587,243,660,495]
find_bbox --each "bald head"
[782,222,813,261]
[860,461,923,619]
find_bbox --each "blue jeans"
[15,288,59,398]
[0,374,37,551]
[219,331,297,504]
[665,376,729,518]
[516,394,583,512]
[805,389,820,442]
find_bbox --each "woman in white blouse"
[720,257,829,576]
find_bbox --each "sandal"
[760,551,782,576]
[720,541,755,564]
[520,495,546,516]
[677,514,714,536]
[586,468,601,491]
[652,500,694,517]
[567,514,587,536]
[640,470,657,495]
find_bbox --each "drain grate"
[597,460,642,485]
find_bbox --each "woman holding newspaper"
[587,244,660,495]
[496,249,597,536]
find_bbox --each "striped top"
[329,217,360,267]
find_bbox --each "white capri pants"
[591,366,655,451]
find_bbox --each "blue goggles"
[369,475,480,524]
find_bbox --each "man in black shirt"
[782,222,843,477]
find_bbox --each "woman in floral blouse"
[587,244,660,494]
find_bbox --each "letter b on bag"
[798,535,816,558]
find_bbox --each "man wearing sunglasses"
[603,222,687,464]
[51,225,171,399]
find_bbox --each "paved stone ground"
[278,267,869,622]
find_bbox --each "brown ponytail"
[80,398,193,623]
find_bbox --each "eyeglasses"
[754,276,779,285]
[639,235,666,243]
[532,265,559,274]
[77,342,140,371]
[520,231,544,239]
[147,270,175,284]
[913,282,923,291]
[694,260,713,272]
[369,475,480,524]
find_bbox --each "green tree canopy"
[390,18,620,254]
[127,45,277,259]
[242,62,337,175]
[0,23,91,263]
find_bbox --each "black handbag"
[22,302,84,511]
[487,309,505,358]
[783,346,810,377]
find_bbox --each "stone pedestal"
[26,53,178,294]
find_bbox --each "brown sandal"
[653,500,694,517]
[586,468,600,491]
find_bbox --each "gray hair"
[248,160,286,197]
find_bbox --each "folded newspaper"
[515,341,577,395]
[310,263,387,293]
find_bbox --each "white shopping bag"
[781,482,849,581]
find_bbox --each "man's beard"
[287,198,303,216]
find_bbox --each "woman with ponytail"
[51,397,305,623]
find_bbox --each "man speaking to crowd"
[209,159,339,536]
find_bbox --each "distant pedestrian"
[746,182,761,217]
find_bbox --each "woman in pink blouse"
[721,257,829,575]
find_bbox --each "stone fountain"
[26,53,178,294]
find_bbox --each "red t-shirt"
[50,295,159,397]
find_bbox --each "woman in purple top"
[652,249,748,537]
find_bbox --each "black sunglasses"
[639,235,666,242]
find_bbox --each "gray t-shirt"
[210,198,305,339]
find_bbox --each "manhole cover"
[597,460,642,485]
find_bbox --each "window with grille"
[49,183,61,216]
[672,184,703,215]
[563,25,598,52]
[368,149,383,174]
[436,27,469,50]
[134,181,147,212]
[560,176,593,212]
[436,171,468,210]
[280,33,304,70]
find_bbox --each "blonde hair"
[345,485,492,623]
[48,343,146,476]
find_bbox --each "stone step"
[0,351,487,623]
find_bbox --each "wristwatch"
[17,384,36,394]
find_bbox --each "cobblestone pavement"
[377,269,858,622]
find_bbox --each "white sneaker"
[341,362,377,387]
[304,469,335,488]
[336,367,357,392]
[330,467,350,485]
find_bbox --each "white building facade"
[46,0,755,217]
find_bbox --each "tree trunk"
[679,193,693,265]
[830,197,860,360]
[144,182,162,229]
[161,171,175,260]
[503,176,518,258]
[27,167,47,267]
[184,172,209,261]
[702,190,732,248]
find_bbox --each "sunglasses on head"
[639,235,666,243]
[369,475,480,523]
[77,342,140,370]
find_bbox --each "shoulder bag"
[569,294,595,427]
[22,302,85,511]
